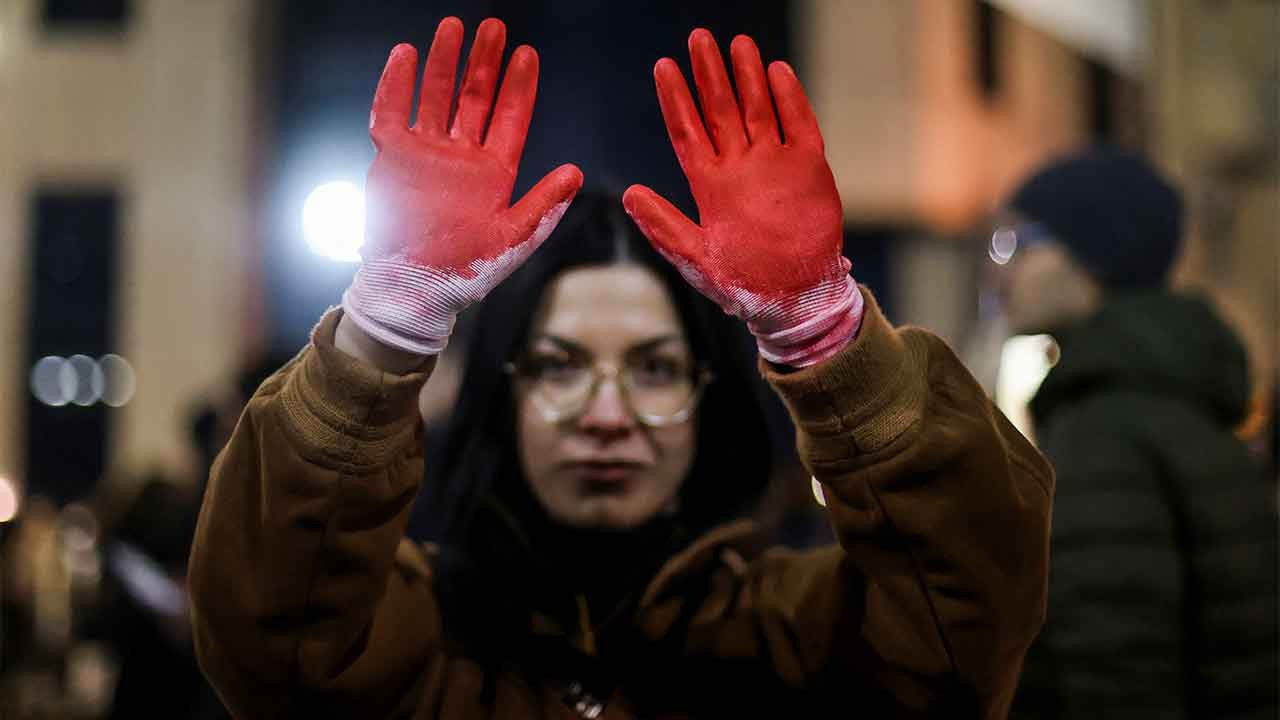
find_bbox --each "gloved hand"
[623,30,861,368]
[343,17,583,355]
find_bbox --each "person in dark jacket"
[997,147,1278,719]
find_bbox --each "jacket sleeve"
[188,308,442,719]
[1013,409,1187,719]
[741,288,1053,716]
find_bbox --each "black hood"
[1031,291,1250,427]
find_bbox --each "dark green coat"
[1015,291,1277,719]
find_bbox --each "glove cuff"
[751,275,864,367]
[341,260,468,356]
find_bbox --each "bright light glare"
[995,334,1059,441]
[811,475,827,508]
[302,181,365,263]
[0,476,18,523]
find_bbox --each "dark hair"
[416,190,774,545]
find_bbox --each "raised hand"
[343,17,583,356]
[623,30,861,367]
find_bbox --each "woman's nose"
[577,376,634,435]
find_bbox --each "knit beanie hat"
[1008,146,1183,290]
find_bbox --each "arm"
[1014,417,1186,719]
[758,290,1053,716]
[189,310,439,718]
[624,30,1052,716]
[190,17,582,717]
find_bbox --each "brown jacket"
[190,290,1053,718]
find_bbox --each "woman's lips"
[564,460,645,489]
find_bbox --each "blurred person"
[86,473,228,719]
[995,148,1278,719]
[189,18,1052,718]
[1,497,59,691]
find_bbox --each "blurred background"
[0,0,1275,717]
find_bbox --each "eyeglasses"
[504,350,713,427]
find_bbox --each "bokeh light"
[29,354,135,407]
[302,180,365,263]
[31,355,70,406]
[98,354,136,407]
[63,354,104,406]
[989,227,1018,265]
[0,475,19,523]
[59,502,99,553]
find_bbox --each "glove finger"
[451,18,507,144]
[654,58,714,170]
[767,61,823,151]
[730,35,779,145]
[370,44,418,146]
[622,185,704,265]
[506,164,584,250]
[688,28,747,156]
[484,44,539,169]
[414,17,464,135]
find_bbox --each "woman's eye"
[529,355,581,384]
[630,357,683,385]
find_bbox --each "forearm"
[765,289,1054,715]
[335,312,436,375]
[189,309,437,716]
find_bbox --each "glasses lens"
[525,360,595,419]
[622,360,696,420]
[517,351,704,424]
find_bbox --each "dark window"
[24,189,120,504]
[42,0,131,30]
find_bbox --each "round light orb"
[302,180,365,263]
[989,227,1018,265]
[99,354,136,407]
[31,356,69,406]
[62,354,104,406]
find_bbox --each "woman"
[190,17,1052,718]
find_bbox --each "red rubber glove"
[343,17,584,355]
[623,30,862,368]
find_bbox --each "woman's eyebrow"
[530,334,588,355]
[626,335,684,354]
[531,334,685,355]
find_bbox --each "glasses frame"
[503,359,715,428]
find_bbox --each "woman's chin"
[557,495,657,530]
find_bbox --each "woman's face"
[516,265,698,529]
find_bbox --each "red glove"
[623,30,861,367]
[343,17,583,355]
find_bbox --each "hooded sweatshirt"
[1014,291,1277,719]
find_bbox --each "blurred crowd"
[0,353,293,719]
